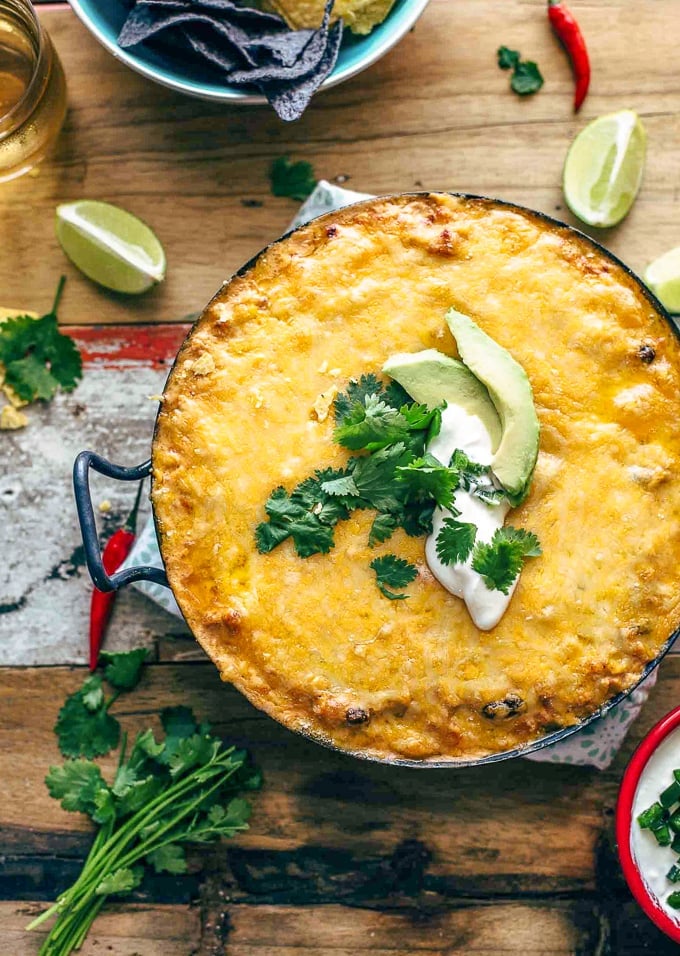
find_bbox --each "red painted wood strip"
[64,324,191,368]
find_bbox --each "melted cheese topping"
[152,194,680,763]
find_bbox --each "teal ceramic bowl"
[68,0,431,104]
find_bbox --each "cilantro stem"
[50,275,66,318]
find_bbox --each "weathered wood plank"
[0,2,675,326]
[3,902,201,956]
[0,900,599,955]
[0,328,193,665]
[2,658,680,902]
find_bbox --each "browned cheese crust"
[152,194,680,762]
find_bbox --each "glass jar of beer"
[0,0,67,182]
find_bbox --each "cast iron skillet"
[73,192,680,768]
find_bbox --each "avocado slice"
[382,348,503,451]
[445,308,539,502]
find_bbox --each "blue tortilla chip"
[260,17,342,121]
[118,0,342,121]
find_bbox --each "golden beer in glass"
[0,0,66,182]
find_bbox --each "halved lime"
[563,110,646,228]
[645,246,680,314]
[55,200,166,294]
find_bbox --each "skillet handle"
[73,451,169,593]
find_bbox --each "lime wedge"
[645,246,680,314]
[563,110,646,228]
[55,200,166,294]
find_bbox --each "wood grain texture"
[0,2,678,325]
[4,2,680,953]
[3,659,680,956]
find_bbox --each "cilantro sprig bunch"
[255,371,541,600]
[29,650,260,956]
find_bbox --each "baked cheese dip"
[152,193,680,763]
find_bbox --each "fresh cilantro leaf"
[435,518,477,565]
[146,844,188,875]
[81,676,105,712]
[169,734,218,777]
[334,393,410,451]
[396,499,436,537]
[100,648,148,690]
[334,374,386,424]
[399,403,441,431]
[471,527,541,594]
[511,60,544,95]
[370,554,417,600]
[498,526,542,557]
[269,156,317,201]
[255,518,292,553]
[292,469,354,523]
[133,727,165,761]
[351,443,410,512]
[368,513,398,547]
[45,760,107,816]
[0,298,82,403]
[92,786,117,825]
[55,688,120,759]
[256,483,338,557]
[159,706,198,764]
[383,379,411,410]
[288,514,335,557]
[497,46,520,69]
[320,473,360,497]
[5,354,60,401]
[450,448,487,477]
[95,866,144,897]
[116,774,165,816]
[396,453,459,509]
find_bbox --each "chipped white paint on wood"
[0,363,190,666]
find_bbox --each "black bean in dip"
[639,344,656,364]
[346,707,370,725]
[482,694,526,720]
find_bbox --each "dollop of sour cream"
[424,404,514,630]
[631,726,680,923]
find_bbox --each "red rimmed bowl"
[617,705,680,943]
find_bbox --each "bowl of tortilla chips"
[69,0,431,121]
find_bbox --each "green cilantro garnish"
[333,393,410,451]
[45,759,108,815]
[255,480,342,557]
[95,867,144,897]
[511,61,544,96]
[497,46,520,70]
[55,650,149,758]
[100,648,148,690]
[435,518,478,565]
[33,658,261,954]
[497,46,544,97]
[0,277,82,403]
[55,679,120,759]
[395,453,460,510]
[269,156,317,201]
[471,526,542,594]
[368,513,398,547]
[255,367,541,602]
[370,554,418,600]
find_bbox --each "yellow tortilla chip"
[263,0,396,34]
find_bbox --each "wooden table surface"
[3,2,680,953]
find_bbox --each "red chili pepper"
[548,0,591,112]
[89,482,144,671]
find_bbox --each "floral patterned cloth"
[121,181,658,770]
